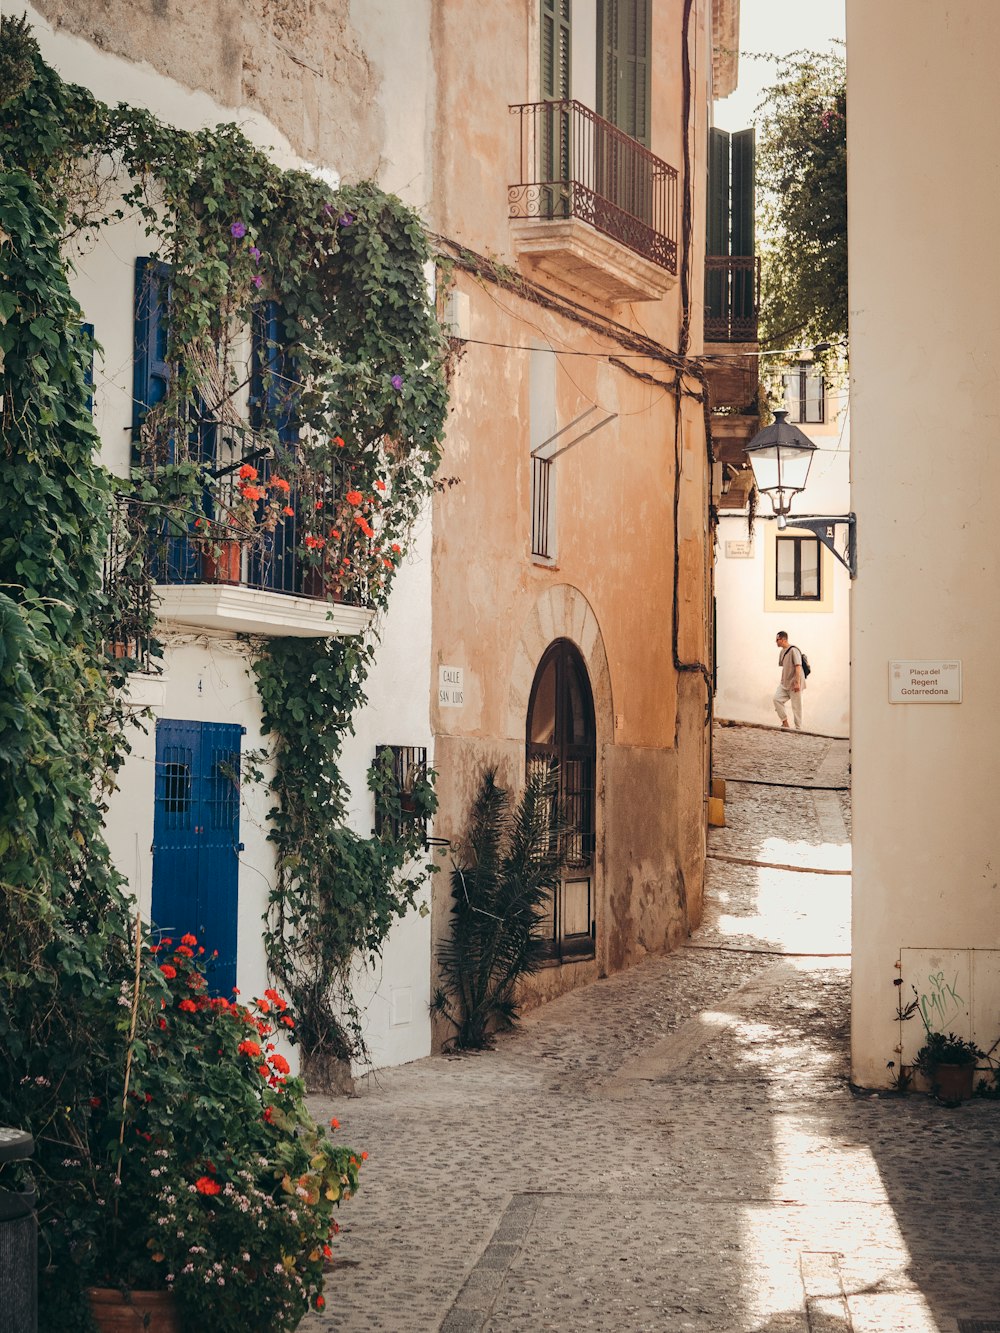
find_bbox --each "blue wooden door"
[152,719,243,996]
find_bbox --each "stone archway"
[505,584,613,745]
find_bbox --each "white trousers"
[773,683,802,730]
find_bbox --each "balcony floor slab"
[510,217,676,303]
[153,583,374,638]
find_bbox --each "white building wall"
[714,389,851,738]
[848,0,1000,1086]
[30,3,436,1070]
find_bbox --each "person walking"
[774,630,805,730]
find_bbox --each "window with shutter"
[597,0,650,147]
[132,257,172,441]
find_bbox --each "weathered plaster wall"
[847,0,1000,1086]
[30,0,384,177]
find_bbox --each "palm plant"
[432,764,567,1049]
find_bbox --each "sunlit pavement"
[305,722,1000,1333]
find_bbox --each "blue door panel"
[152,719,242,997]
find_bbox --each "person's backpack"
[786,645,812,678]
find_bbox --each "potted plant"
[913,1030,983,1103]
[79,932,363,1331]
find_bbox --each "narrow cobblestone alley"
[306,724,1000,1333]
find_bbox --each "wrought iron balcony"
[104,487,376,644]
[704,255,760,343]
[509,99,679,301]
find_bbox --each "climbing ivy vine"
[1,16,447,1118]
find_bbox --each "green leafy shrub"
[72,935,362,1328]
[432,765,567,1050]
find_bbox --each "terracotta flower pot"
[86,1287,181,1332]
[200,540,241,585]
[933,1062,976,1102]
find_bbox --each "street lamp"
[745,407,857,578]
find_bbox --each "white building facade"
[27,1,438,1072]
[848,0,1000,1087]
[714,372,850,739]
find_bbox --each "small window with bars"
[776,535,821,601]
[531,455,554,559]
[373,745,429,846]
[782,364,825,424]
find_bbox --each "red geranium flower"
[174,945,194,958]
[238,1039,262,1058]
[180,933,197,946]
[271,477,291,492]
[283,506,295,517]
[345,489,363,506]
[159,964,177,980]
[178,998,197,1013]
[270,1053,290,1075]
[195,1176,222,1195]
[238,464,258,480]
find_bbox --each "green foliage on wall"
[0,21,448,1321]
[756,48,847,355]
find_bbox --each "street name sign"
[438,665,464,708]
[888,659,962,704]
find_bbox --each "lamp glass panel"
[775,441,814,492]
[748,448,781,492]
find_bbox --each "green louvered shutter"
[706,128,730,326]
[731,129,755,256]
[541,0,571,101]
[540,0,572,216]
[597,0,650,146]
[731,128,755,330]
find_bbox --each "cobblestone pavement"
[305,723,999,1333]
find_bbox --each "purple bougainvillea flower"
[391,374,404,391]
[252,274,264,289]
[339,213,354,228]
[249,247,261,262]
[230,221,247,239]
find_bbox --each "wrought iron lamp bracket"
[776,512,857,579]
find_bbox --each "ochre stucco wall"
[426,0,714,1039]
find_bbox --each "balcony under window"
[509,99,679,303]
[107,493,375,643]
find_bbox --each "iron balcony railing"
[704,255,761,342]
[104,476,372,644]
[509,99,679,275]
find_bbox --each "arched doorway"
[526,639,597,963]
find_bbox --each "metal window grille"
[373,745,429,846]
[531,455,553,558]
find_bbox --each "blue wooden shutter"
[132,258,172,441]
